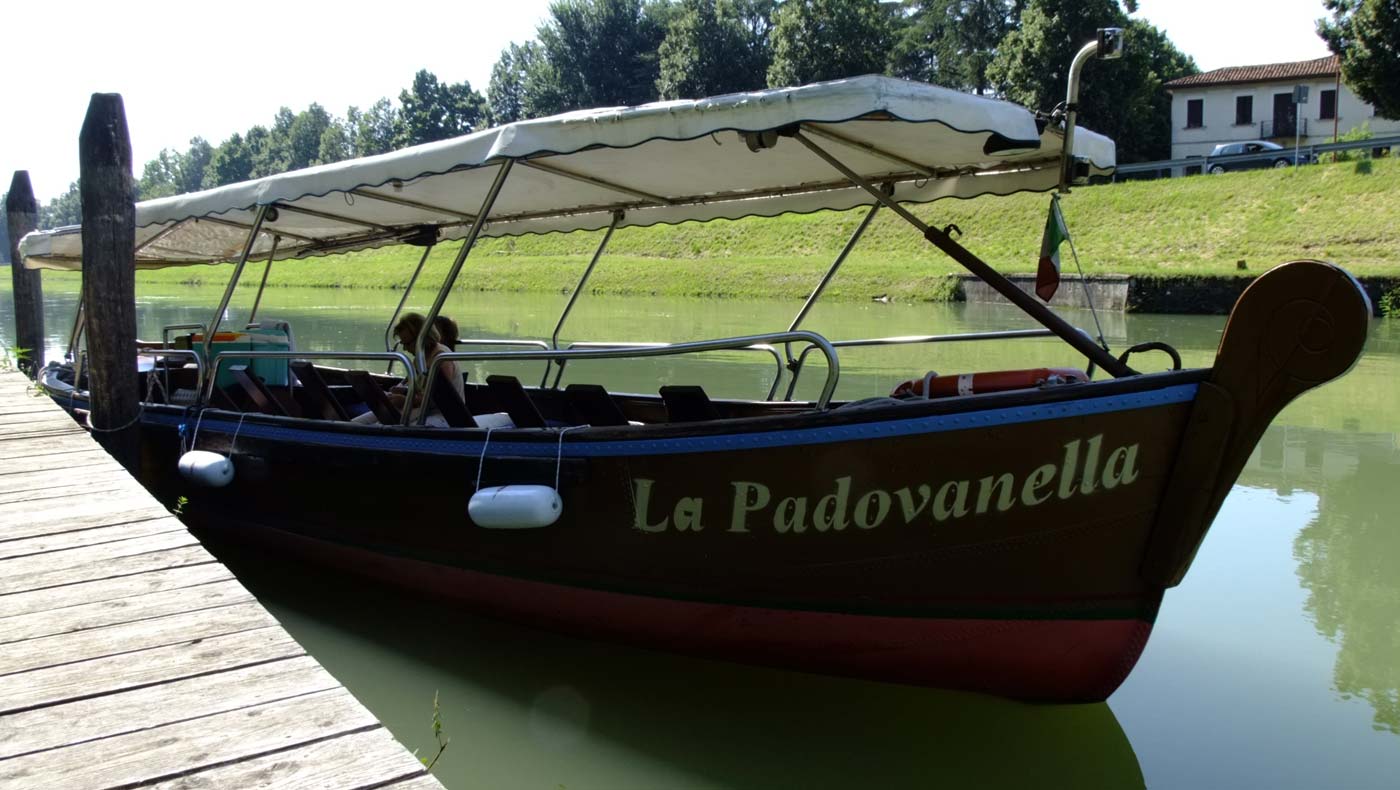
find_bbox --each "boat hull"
[55,373,1200,701]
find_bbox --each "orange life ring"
[891,368,1089,399]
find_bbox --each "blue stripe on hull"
[136,383,1199,459]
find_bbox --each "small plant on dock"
[171,496,189,516]
[416,690,450,773]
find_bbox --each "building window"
[1235,96,1253,125]
[1320,89,1337,120]
[1186,99,1203,128]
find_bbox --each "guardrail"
[421,331,842,424]
[1114,134,1399,180]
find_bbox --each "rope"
[226,412,249,457]
[475,427,497,491]
[554,426,588,491]
[1059,195,1109,353]
[86,373,158,433]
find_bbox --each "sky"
[2,0,1334,204]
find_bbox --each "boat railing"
[161,323,208,349]
[204,350,417,418]
[421,330,842,425]
[70,348,206,405]
[387,338,552,375]
[782,328,1059,400]
[548,341,787,400]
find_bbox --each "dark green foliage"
[205,133,252,188]
[656,0,772,99]
[986,0,1196,162]
[1318,0,1400,120]
[346,99,402,158]
[890,0,1021,94]
[288,104,333,169]
[536,0,674,111]
[767,0,893,87]
[397,71,489,147]
[39,183,83,229]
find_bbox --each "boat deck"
[0,370,442,788]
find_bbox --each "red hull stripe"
[240,524,1154,702]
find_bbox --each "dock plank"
[0,528,201,593]
[0,543,215,596]
[0,577,254,644]
[0,518,187,561]
[0,626,299,715]
[0,447,115,475]
[0,370,442,788]
[0,657,342,762]
[0,601,277,676]
[0,561,230,619]
[141,727,432,790]
[0,465,137,495]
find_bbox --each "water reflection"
[209,540,1144,790]
[1244,426,1400,735]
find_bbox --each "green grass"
[62,156,1400,302]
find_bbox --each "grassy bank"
[61,156,1400,302]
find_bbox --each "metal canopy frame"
[541,210,622,387]
[418,160,515,375]
[787,129,1135,378]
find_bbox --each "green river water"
[6,280,1399,789]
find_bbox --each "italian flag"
[1036,196,1070,302]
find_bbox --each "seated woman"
[355,312,464,426]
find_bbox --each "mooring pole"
[5,171,44,376]
[79,93,140,470]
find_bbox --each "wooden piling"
[78,94,140,469]
[5,171,44,376]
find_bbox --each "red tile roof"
[1166,56,1339,89]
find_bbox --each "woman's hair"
[432,315,460,351]
[393,312,440,349]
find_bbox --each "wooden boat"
[20,41,1370,701]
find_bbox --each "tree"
[39,182,82,229]
[986,0,1195,162]
[488,43,534,124]
[1318,0,1400,120]
[181,138,214,193]
[656,0,771,99]
[251,112,293,177]
[204,133,254,188]
[537,0,673,110]
[318,120,351,164]
[398,70,489,147]
[889,0,957,85]
[766,0,892,88]
[346,99,401,157]
[288,104,333,170]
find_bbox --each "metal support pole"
[66,294,86,361]
[245,235,280,327]
[203,205,269,362]
[542,210,621,387]
[785,198,882,363]
[791,130,1135,378]
[385,243,436,352]
[418,159,514,374]
[1061,28,1122,192]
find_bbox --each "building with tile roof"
[1164,55,1398,167]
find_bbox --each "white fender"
[178,450,234,488]
[469,485,562,529]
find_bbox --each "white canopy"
[20,75,1114,270]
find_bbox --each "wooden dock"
[0,371,443,789]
